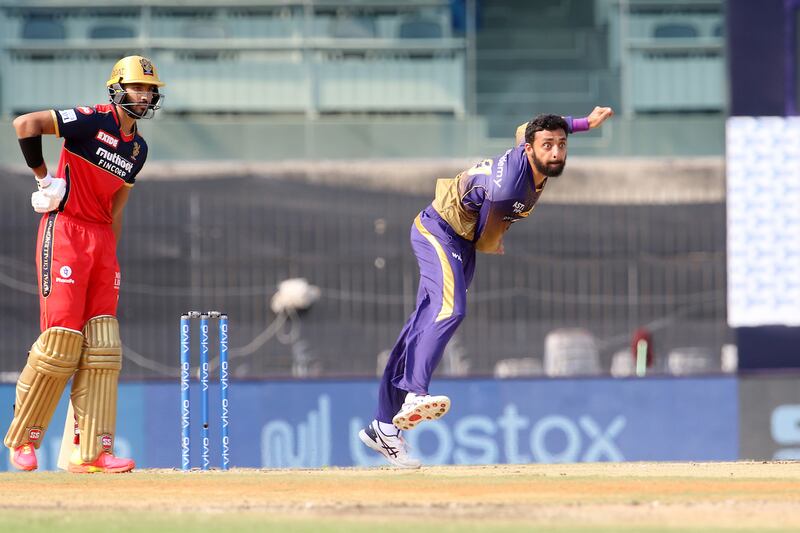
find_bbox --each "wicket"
[180,310,229,471]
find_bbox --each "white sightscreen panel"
[727,117,800,326]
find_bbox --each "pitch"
[1,462,798,532]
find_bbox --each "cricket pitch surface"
[1,461,799,532]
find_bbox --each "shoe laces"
[20,444,33,454]
[392,432,414,456]
[400,434,414,453]
[402,395,426,410]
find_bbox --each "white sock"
[404,392,418,404]
[377,421,399,436]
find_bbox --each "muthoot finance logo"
[56,265,75,284]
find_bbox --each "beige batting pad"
[4,327,84,449]
[71,316,123,463]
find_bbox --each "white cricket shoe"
[358,421,421,469]
[391,393,451,431]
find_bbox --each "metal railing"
[0,168,730,380]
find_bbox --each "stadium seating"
[666,347,715,375]
[494,358,543,378]
[544,329,602,377]
[652,23,699,39]
[398,18,443,39]
[21,17,66,39]
[1,3,464,117]
[88,24,136,39]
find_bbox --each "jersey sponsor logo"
[56,264,75,285]
[96,130,120,149]
[40,213,56,297]
[504,201,532,223]
[114,272,121,290]
[451,251,463,263]
[59,109,77,123]
[493,149,511,188]
[95,147,133,177]
[77,106,94,115]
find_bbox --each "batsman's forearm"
[29,163,48,179]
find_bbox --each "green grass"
[2,463,798,532]
[0,512,792,533]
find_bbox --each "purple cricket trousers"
[375,205,476,423]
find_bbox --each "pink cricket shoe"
[10,444,38,471]
[68,450,135,474]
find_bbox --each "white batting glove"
[31,174,66,213]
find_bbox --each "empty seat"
[494,358,543,378]
[329,16,376,39]
[712,23,724,38]
[666,347,714,375]
[720,344,738,373]
[182,22,226,39]
[21,17,66,39]
[653,23,698,39]
[398,18,443,39]
[544,328,601,377]
[89,25,137,39]
[610,349,635,377]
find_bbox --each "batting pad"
[71,316,122,463]
[4,327,84,449]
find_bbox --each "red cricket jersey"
[36,104,148,331]
[50,104,148,223]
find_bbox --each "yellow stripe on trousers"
[414,214,455,322]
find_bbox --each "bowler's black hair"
[524,114,569,144]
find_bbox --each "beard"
[532,153,566,177]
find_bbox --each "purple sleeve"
[564,115,590,134]
[460,180,486,212]
[457,165,490,213]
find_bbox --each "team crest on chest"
[132,142,141,160]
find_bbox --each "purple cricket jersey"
[432,143,545,254]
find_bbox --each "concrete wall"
[0,114,725,166]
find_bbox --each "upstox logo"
[261,395,331,467]
[772,405,800,459]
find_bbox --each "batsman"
[5,56,165,473]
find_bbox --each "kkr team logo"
[139,57,154,76]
